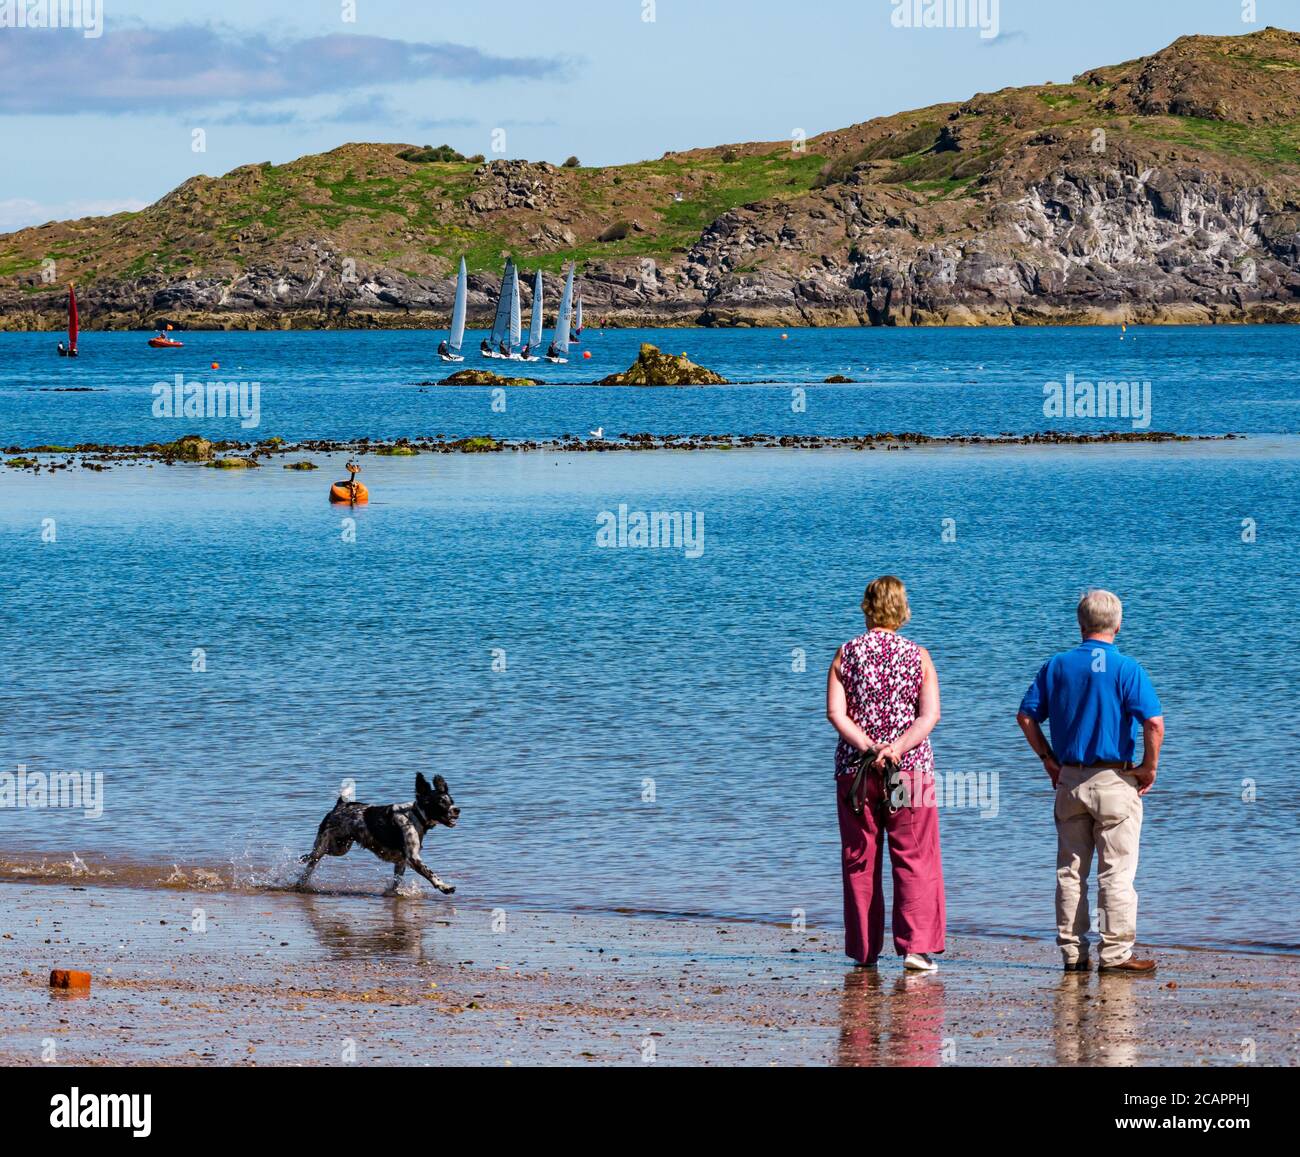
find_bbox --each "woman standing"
[827,576,946,971]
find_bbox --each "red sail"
[68,284,78,351]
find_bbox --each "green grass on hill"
[418,148,830,273]
[1037,90,1084,109]
[1133,115,1300,166]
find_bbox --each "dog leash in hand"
[847,748,875,818]
[848,747,909,818]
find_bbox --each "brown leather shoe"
[1099,956,1157,974]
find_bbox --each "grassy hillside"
[0,139,833,290]
[2,26,1298,326]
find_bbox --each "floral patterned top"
[834,629,935,778]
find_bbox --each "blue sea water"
[1,328,1298,953]
[2,325,1300,445]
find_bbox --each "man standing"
[1016,590,1165,974]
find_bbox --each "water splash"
[0,852,115,881]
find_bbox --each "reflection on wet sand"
[836,967,948,1066]
[1054,973,1140,1065]
[296,894,454,963]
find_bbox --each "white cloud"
[0,25,572,115]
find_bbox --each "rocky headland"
[3,29,1300,330]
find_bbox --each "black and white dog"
[298,773,460,895]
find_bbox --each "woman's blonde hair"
[861,575,911,630]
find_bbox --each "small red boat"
[57,283,79,357]
[148,335,184,348]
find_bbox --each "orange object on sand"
[329,480,369,505]
[50,969,92,990]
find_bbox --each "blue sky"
[0,0,1286,232]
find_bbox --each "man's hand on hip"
[1043,755,1062,788]
[1133,764,1157,795]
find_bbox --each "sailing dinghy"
[440,257,467,362]
[507,264,522,358]
[481,259,518,358]
[547,265,574,364]
[519,268,544,360]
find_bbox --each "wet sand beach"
[1,879,1294,1067]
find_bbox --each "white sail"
[489,259,515,348]
[509,266,522,351]
[449,257,467,352]
[527,268,544,350]
[554,265,574,354]
[575,293,583,334]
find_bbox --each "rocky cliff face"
[683,137,1299,326]
[3,28,1300,329]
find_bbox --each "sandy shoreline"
[1,879,1293,1067]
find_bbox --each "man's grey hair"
[1077,589,1123,635]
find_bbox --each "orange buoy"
[781,333,789,340]
[583,350,592,359]
[211,361,220,370]
[329,481,369,505]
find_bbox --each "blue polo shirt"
[1019,640,1162,765]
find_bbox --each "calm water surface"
[3,325,1300,444]
[2,433,1297,951]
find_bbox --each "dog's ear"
[415,772,431,794]
[433,775,449,793]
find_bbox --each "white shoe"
[904,953,938,972]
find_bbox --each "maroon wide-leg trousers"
[836,770,946,963]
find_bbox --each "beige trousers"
[1054,765,1143,966]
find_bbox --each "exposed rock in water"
[824,375,855,384]
[165,434,213,461]
[208,456,258,469]
[1,430,1243,476]
[597,343,729,386]
[454,436,501,453]
[437,369,542,386]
